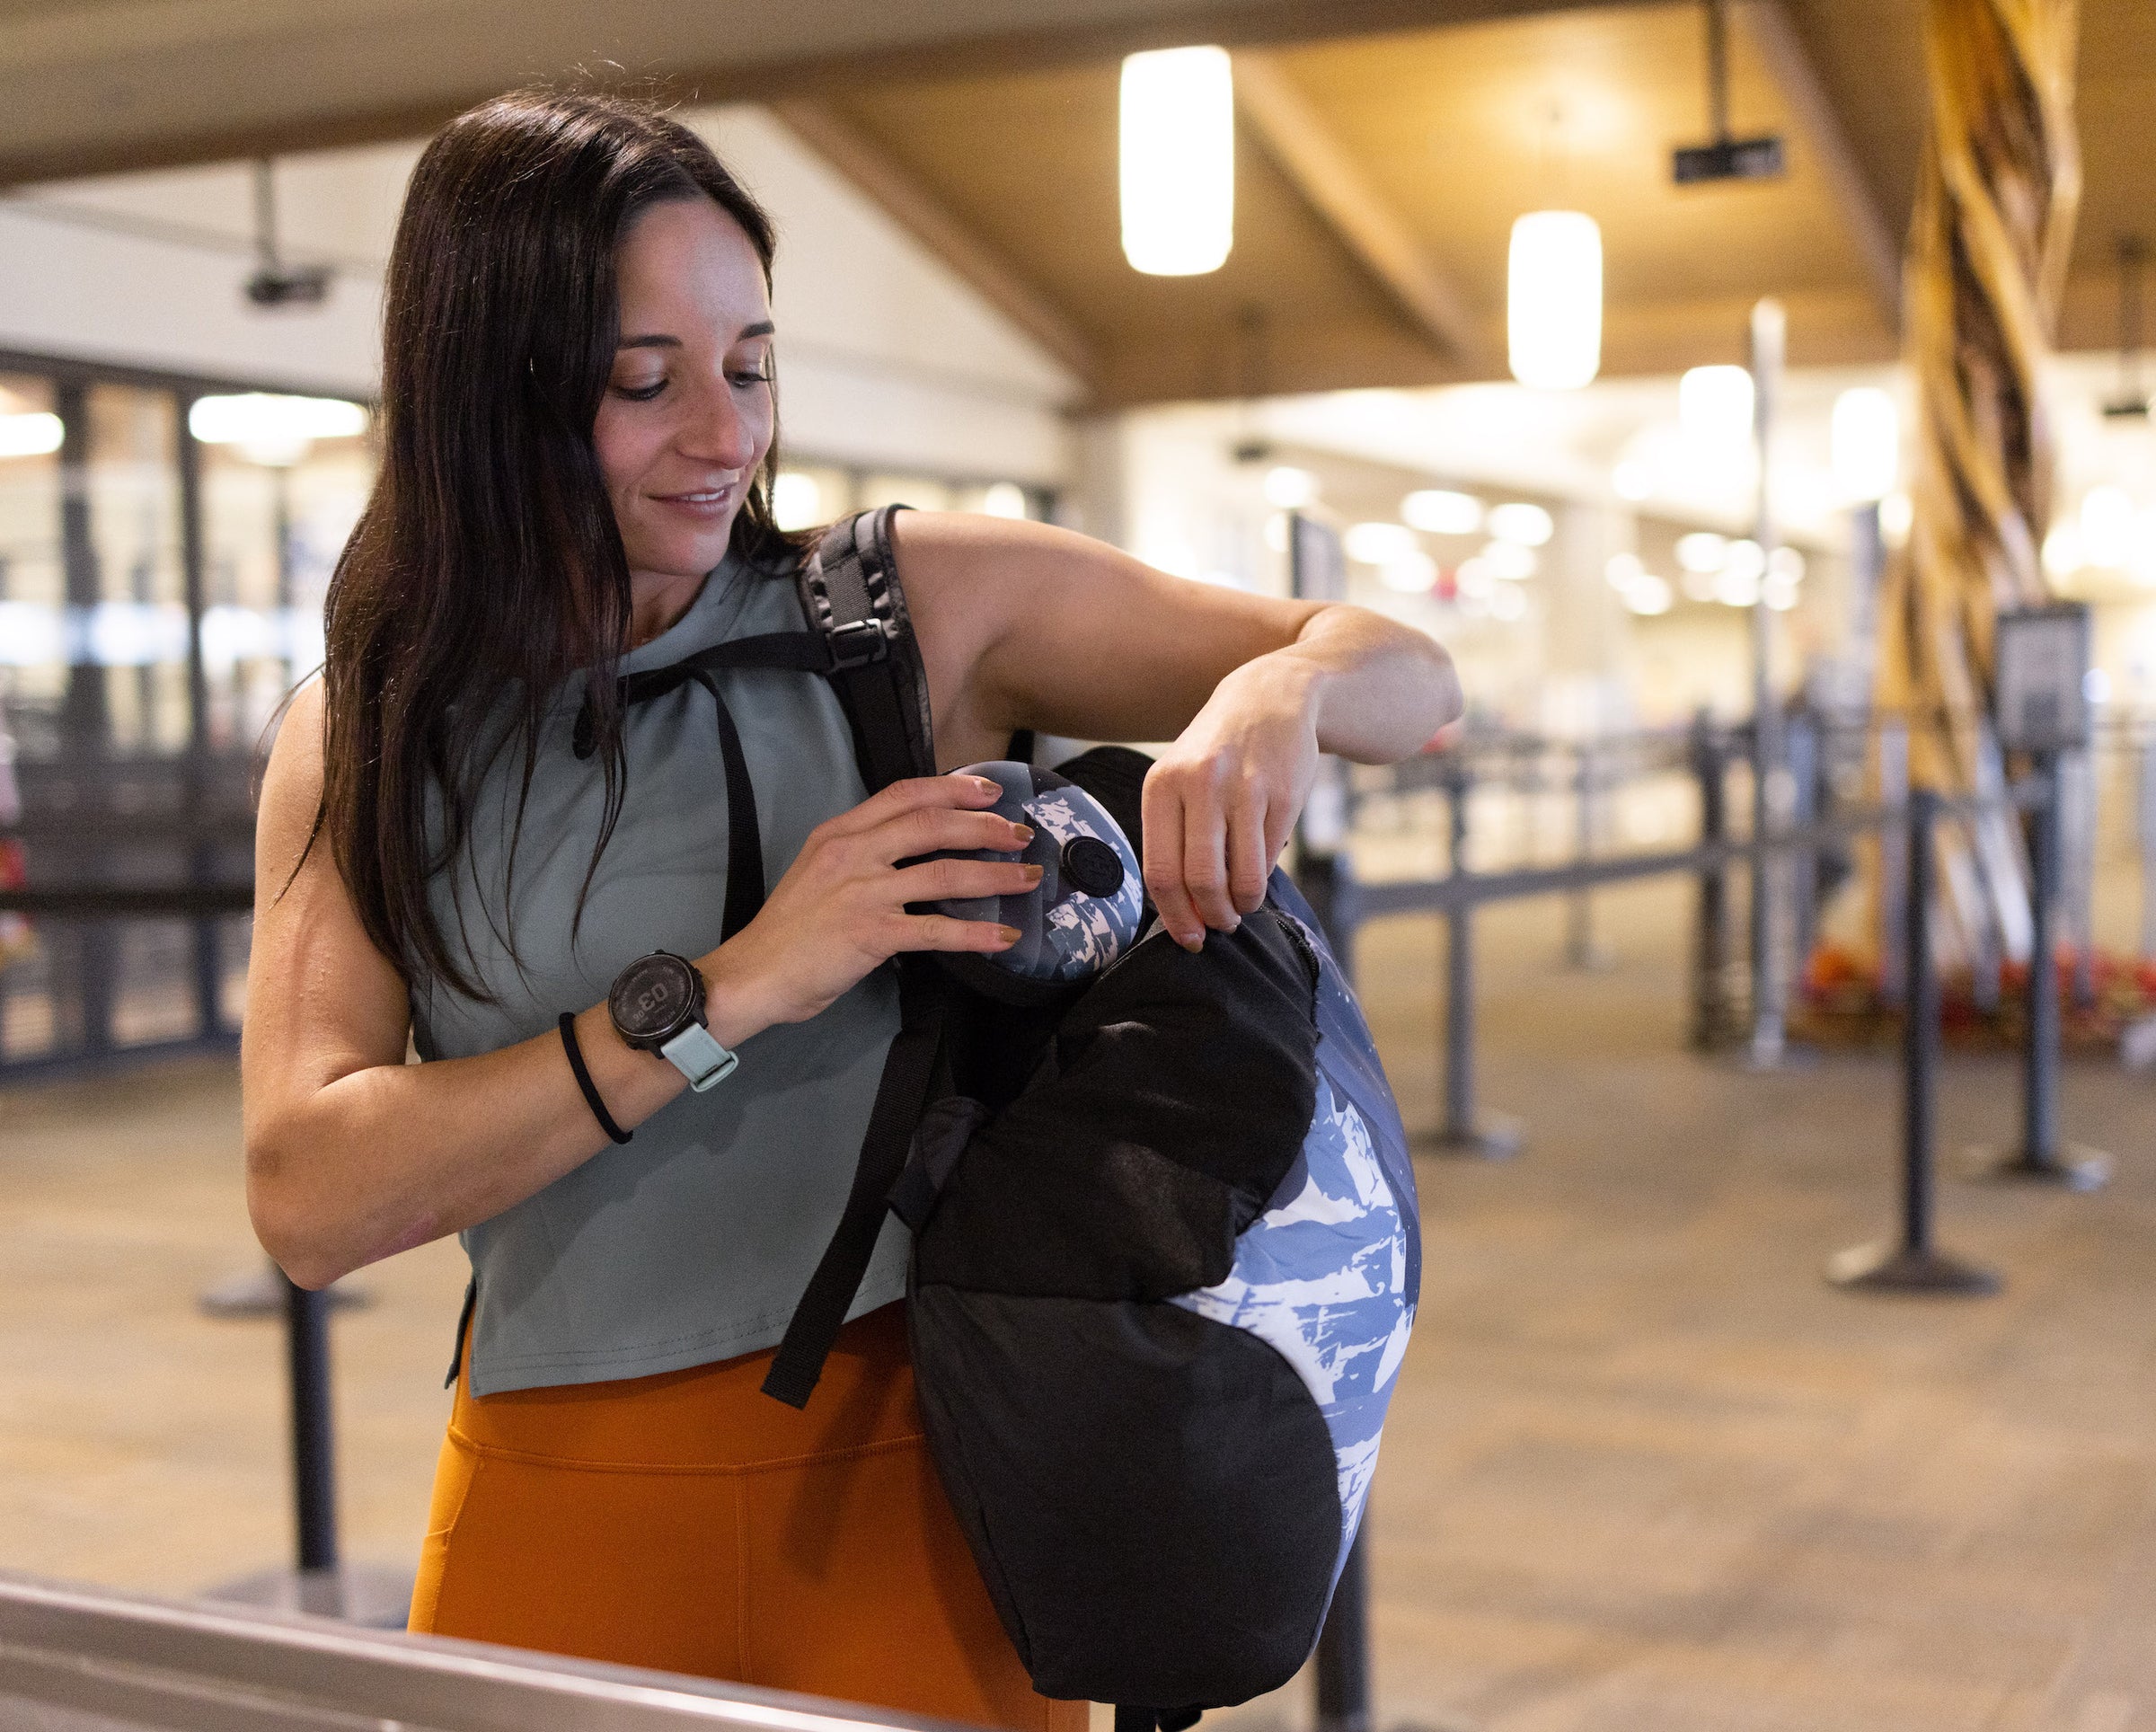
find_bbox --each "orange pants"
[411,1301,1086,1732]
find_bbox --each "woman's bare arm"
[896,512,1462,946]
[242,682,1034,1288]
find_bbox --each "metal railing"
[0,1570,966,1732]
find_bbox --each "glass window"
[197,393,371,750]
[84,384,186,755]
[0,374,64,761]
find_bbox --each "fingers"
[1180,783,1240,935]
[819,773,1003,841]
[896,912,1024,954]
[1142,773,1206,952]
[892,857,1043,904]
[1224,799,1271,915]
[879,807,1032,866]
[1261,798,1295,891]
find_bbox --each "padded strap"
[760,954,947,1408]
[795,506,937,791]
[683,670,764,941]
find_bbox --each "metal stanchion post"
[1430,764,1522,1159]
[1829,789,2001,1295]
[1877,721,1911,1007]
[2140,729,2156,960]
[1690,714,1734,1050]
[1562,741,1613,970]
[1312,1524,1370,1732]
[1788,714,1819,980]
[1966,752,2111,1189]
[202,1273,410,1626]
[288,1279,339,1577]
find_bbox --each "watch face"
[610,952,696,1044]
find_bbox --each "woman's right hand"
[702,773,1039,1042]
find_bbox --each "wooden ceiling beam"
[1736,0,1903,334]
[1232,49,1493,372]
[767,100,1100,397]
[0,0,1674,190]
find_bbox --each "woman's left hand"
[1141,652,1323,951]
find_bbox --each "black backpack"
[586,508,1420,1726]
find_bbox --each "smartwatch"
[607,951,739,1091]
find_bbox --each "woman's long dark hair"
[318,89,800,999]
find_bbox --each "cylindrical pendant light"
[1120,46,1234,277]
[1507,210,1602,390]
[1830,385,1900,501]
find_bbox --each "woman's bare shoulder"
[255,677,329,888]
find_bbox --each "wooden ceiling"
[782,0,2154,403]
[802,3,1902,402]
[5,0,2151,404]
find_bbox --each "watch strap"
[660,1021,739,1092]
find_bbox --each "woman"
[243,88,1460,1730]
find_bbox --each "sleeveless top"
[411,553,911,1396]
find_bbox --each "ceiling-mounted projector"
[244,263,331,307]
[243,157,331,310]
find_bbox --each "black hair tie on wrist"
[560,1012,632,1144]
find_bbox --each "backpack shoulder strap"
[795,505,936,791]
[762,505,947,1411]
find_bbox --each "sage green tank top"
[412,554,910,1396]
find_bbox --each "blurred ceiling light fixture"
[1344,521,1418,564]
[1489,584,1529,622]
[982,482,1029,519]
[0,411,63,458]
[1263,465,1318,508]
[1479,540,1538,581]
[1612,459,1652,502]
[2041,520,2084,580]
[1622,572,1674,615]
[1722,537,1766,582]
[1767,545,1806,582]
[1715,564,1762,607]
[1879,491,1914,542]
[1605,552,1645,588]
[1402,488,1482,535]
[1678,365,1754,447]
[1830,386,1900,501]
[1487,501,1554,546]
[1675,530,1728,573]
[2080,484,2136,567]
[1763,573,1800,611]
[1119,47,1234,276]
[188,393,367,466]
[1507,210,1602,390]
[772,471,823,530]
[1379,551,1438,594]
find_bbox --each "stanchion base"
[1960,1142,2112,1192]
[1560,943,1619,973]
[1825,1241,2001,1295]
[201,1562,413,1628]
[198,1266,370,1319]
[1422,1114,1525,1161]
[1731,1035,1819,1074]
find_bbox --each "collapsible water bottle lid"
[918,760,1145,1004]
